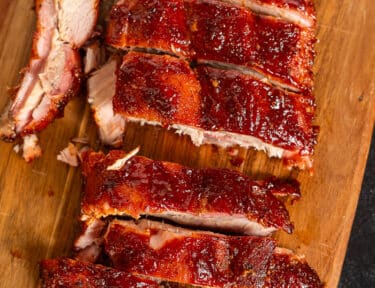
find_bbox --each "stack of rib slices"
[41,149,323,287]
[0,0,323,286]
[89,0,318,170]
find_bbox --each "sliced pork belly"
[40,258,160,288]
[103,220,323,287]
[113,52,317,169]
[87,58,126,146]
[0,0,98,160]
[221,0,316,28]
[104,219,276,287]
[80,150,296,235]
[185,0,315,92]
[106,0,315,91]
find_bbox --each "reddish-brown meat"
[114,52,200,127]
[113,52,317,169]
[265,248,324,287]
[0,0,98,160]
[186,0,315,92]
[80,150,296,235]
[104,219,276,287]
[103,220,323,287]
[106,0,315,91]
[106,0,190,58]
[40,258,160,287]
[221,0,316,28]
[196,65,317,169]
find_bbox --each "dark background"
[339,130,375,287]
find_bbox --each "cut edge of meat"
[124,117,312,170]
[57,0,100,48]
[87,58,126,147]
[74,218,106,263]
[0,0,99,160]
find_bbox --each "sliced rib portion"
[114,52,200,127]
[0,0,98,160]
[81,150,296,235]
[106,0,190,58]
[40,258,160,287]
[113,52,317,169]
[106,0,315,91]
[195,65,317,169]
[221,0,316,28]
[103,220,323,287]
[87,58,126,147]
[185,0,315,92]
[104,219,276,287]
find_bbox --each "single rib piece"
[106,0,190,58]
[114,52,200,127]
[80,150,296,235]
[103,220,323,287]
[106,0,315,91]
[40,258,160,288]
[113,52,317,169]
[104,219,276,287]
[0,0,98,160]
[195,65,317,169]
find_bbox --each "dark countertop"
[339,130,375,287]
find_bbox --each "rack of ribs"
[89,51,317,169]
[106,0,315,92]
[79,149,298,237]
[102,219,323,287]
[0,0,99,161]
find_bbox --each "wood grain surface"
[0,0,374,287]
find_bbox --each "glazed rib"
[0,0,98,160]
[80,150,297,235]
[40,258,160,288]
[106,0,315,91]
[103,220,323,287]
[112,52,317,169]
[104,219,276,287]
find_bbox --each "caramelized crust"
[104,220,276,287]
[197,66,316,156]
[106,0,191,57]
[187,0,315,91]
[103,220,323,287]
[106,0,315,91]
[114,52,200,127]
[113,53,317,168]
[40,258,160,287]
[81,150,296,235]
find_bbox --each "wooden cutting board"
[0,0,374,287]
